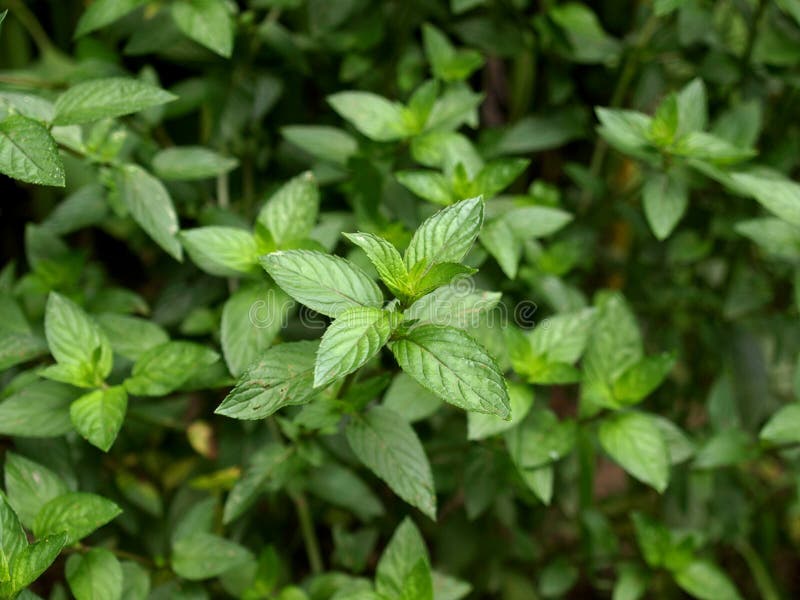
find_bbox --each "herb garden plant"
[2,0,800,598]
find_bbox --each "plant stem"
[735,540,781,600]
[3,0,54,54]
[290,491,323,574]
[578,11,660,212]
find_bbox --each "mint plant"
[2,1,800,599]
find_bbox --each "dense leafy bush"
[2,0,800,598]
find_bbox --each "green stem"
[3,0,54,54]
[735,540,781,600]
[578,11,660,212]
[740,0,767,80]
[290,491,323,574]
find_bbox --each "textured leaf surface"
[53,78,175,125]
[389,324,509,417]
[261,250,383,317]
[172,0,234,57]
[343,232,409,297]
[0,115,64,186]
[216,340,318,419]
[599,412,669,492]
[314,307,396,387]
[257,171,319,245]
[4,452,69,528]
[180,226,260,277]
[34,492,122,545]
[172,532,252,580]
[70,385,128,452]
[328,92,407,141]
[124,341,219,396]
[404,197,484,269]
[66,548,123,600]
[346,406,436,519]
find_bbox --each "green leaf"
[44,292,112,387]
[305,462,385,522]
[598,412,670,492]
[383,373,443,423]
[34,492,122,545]
[735,218,800,259]
[346,406,436,519]
[472,159,529,198]
[676,78,708,135]
[583,292,643,386]
[375,518,429,598]
[631,512,671,568]
[528,307,597,364]
[328,91,408,142]
[221,283,290,377]
[95,313,169,361]
[215,341,319,419]
[389,324,509,418]
[505,409,576,469]
[171,0,234,58]
[257,172,319,245]
[422,23,484,82]
[408,262,476,298]
[124,341,219,396]
[404,284,501,329]
[399,559,434,600]
[760,403,800,444]
[75,0,148,37]
[612,564,648,600]
[468,382,533,440]
[343,232,409,298]
[53,77,176,125]
[114,164,183,260]
[70,385,128,452]
[395,170,455,206]
[3,533,66,596]
[66,548,123,600]
[152,146,238,180]
[0,492,26,584]
[0,380,75,437]
[315,307,397,387]
[120,561,150,600]
[282,125,358,165]
[729,168,800,227]
[0,115,65,186]
[612,353,675,405]
[404,196,484,270]
[672,131,755,164]
[549,2,621,64]
[693,430,754,469]
[180,226,260,277]
[642,172,689,240]
[4,452,69,529]
[260,250,383,318]
[674,560,743,600]
[172,532,252,580]
[595,108,652,156]
[223,443,293,524]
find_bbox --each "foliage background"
[2,0,800,599]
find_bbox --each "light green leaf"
[346,406,436,519]
[0,492,26,583]
[674,560,743,600]
[549,2,621,64]
[612,565,647,600]
[124,341,219,396]
[115,164,183,260]
[152,146,238,180]
[583,292,643,386]
[221,283,291,377]
[408,262,476,298]
[215,341,319,419]
[382,373,443,423]
[66,548,123,600]
[404,284,501,328]
[75,0,148,37]
[468,382,534,440]
[422,23,484,82]
[53,78,176,125]
[399,559,434,600]
[505,409,576,468]
[479,217,521,278]
[598,412,670,492]
[643,172,689,240]
[44,292,112,387]
[328,91,408,142]
[120,561,150,600]
[315,307,397,387]
[261,250,383,317]
[735,218,800,259]
[257,172,319,245]
[613,353,675,405]
[0,115,64,186]
[595,108,652,156]
[672,131,755,164]
[171,0,234,57]
[389,324,509,418]
[305,462,385,522]
[404,196,484,270]
[0,380,75,437]
[34,492,122,545]
[472,159,529,198]
[729,168,800,227]
[223,443,293,524]
[676,78,708,135]
[760,403,800,444]
[376,518,428,598]
[4,452,69,529]
[70,385,128,452]
[180,226,259,277]
[5,534,66,596]
[529,307,596,364]
[95,313,169,361]
[395,170,455,206]
[282,125,358,166]
[343,232,409,297]
[172,532,252,580]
